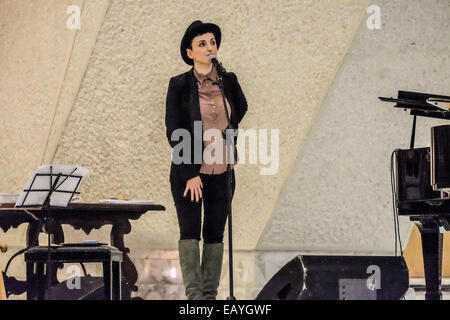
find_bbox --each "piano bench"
[24,245,123,300]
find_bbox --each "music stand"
[15,164,88,299]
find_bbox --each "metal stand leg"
[112,261,121,300]
[37,262,46,300]
[26,262,36,300]
[26,260,49,300]
[103,261,112,300]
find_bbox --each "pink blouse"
[194,66,236,174]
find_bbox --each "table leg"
[414,220,443,300]
[52,223,65,244]
[26,222,41,247]
[111,221,138,292]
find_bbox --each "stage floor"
[409,278,450,300]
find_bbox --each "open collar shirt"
[194,66,236,174]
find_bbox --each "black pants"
[170,169,236,244]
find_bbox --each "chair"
[24,244,123,300]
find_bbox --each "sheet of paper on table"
[0,194,19,204]
[100,199,155,204]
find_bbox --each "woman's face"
[186,32,218,66]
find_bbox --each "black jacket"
[165,67,248,183]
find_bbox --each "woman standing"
[165,20,248,300]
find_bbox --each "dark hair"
[187,26,218,50]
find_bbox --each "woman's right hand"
[184,176,203,202]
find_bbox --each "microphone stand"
[213,63,236,300]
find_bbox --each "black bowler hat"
[180,20,221,66]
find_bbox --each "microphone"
[208,54,227,74]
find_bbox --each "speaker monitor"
[255,255,409,300]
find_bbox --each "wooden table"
[0,202,165,297]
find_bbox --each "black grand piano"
[380,90,450,300]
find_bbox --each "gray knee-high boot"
[201,242,224,300]
[178,239,203,300]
